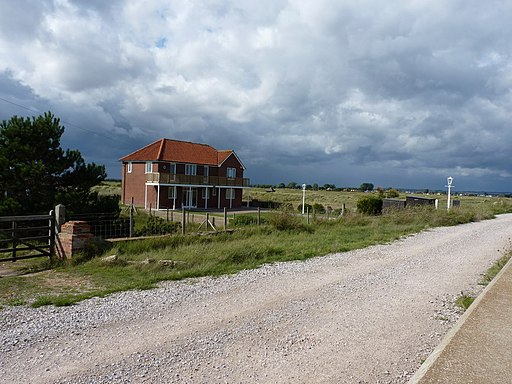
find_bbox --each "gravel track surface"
[2,214,512,384]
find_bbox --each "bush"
[232,214,267,226]
[385,189,400,198]
[135,215,181,236]
[268,209,311,232]
[357,196,383,215]
[312,203,326,214]
[297,203,313,213]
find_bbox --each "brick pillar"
[56,221,93,259]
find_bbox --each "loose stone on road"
[2,214,512,383]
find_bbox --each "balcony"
[146,173,250,187]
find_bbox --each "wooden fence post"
[49,210,56,257]
[11,220,17,261]
[166,208,169,222]
[307,207,310,225]
[129,204,134,238]
[224,207,227,230]
[182,209,186,235]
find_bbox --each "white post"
[173,187,176,210]
[218,187,221,209]
[446,176,453,211]
[302,184,306,214]
[157,185,161,210]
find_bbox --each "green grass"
[1,200,512,308]
[455,292,475,310]
[454,251,512,313]
[480,252,512,286]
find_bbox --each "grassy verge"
[1,203,512,308]
[455,250,512,311]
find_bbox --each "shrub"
[312,203,326,214]
[357,196,383,215]
[385,189,400,198]
[135,215,181,236]
[297,203,313,213]
[232,214,267,226]
[268,209,311,232]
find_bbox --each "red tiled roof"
[120,138,240,167]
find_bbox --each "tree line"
[251,182,376,192]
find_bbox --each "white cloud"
[1,0,512,190]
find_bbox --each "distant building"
[120,138,249,210]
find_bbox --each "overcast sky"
[1,0,512,192]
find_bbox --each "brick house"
[120,138,249,210]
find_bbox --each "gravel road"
[2,214,512,384]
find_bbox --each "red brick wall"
[219,154,244,178]
[122,162,148,206]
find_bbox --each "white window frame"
[169,163,176,174]
[204,165,209,177]
[227,167,236,179]
[226,188,235,200]
[168,186,176,199]
[212,188,217,196]
[202,188,209,199]
[127,162,132,173]
[145,161,153,174]
[185,164,197,176]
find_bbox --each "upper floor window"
[145,161,152,174]
[127,162,133,173]
[203,165,209,177]
[185,164,197,176]
[227,167,236,179]
[169,163,176,174]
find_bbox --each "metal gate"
[0,211,55,262]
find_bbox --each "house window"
[203,165,209,177]
[202,188,209,199]
[212,188,217,196]
[145,161,153,174]
[169,163,176,174]
[168,186,176,199]
[226,188,235,200]
[185,164,197,176]
[127,162,132,173]
[227,167,236,179]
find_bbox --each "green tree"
[0,112,110,215]
[359,182,374,192]
[312,183,319,191]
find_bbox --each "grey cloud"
[1,0,512,190]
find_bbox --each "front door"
[182,187,197,208]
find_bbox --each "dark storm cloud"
[0,0,512,190]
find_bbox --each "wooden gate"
[0,211,56,262]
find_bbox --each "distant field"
[245,187,509,212]
[91,180,122,196]
[91,181,510,213]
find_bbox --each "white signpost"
[302,184,306,214]
[446,176,454,210]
